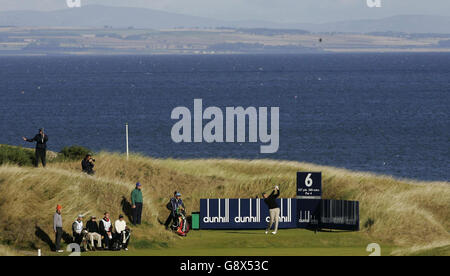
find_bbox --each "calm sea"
[0,53,448,181]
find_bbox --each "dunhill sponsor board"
[200,198,297,229]
[199,172,360,231]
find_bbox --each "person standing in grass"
[171,192,185,224]
[164,191,178,230]
[53,205,64,253]
[131,182,143,225]
[22,128,48,167]
[263,186,280,235]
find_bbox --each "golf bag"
[171,207,190,236]
[110,239,121,251]
[111,229,131,251]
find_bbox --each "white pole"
[38,249,41,256]
[126,123,129,160]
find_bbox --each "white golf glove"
[275,185,279,190]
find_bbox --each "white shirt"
[73,220,83,234]
[115,219,127,233]
[101,218,112,232]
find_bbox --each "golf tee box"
[198,172,360,231]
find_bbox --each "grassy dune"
[0,244,19,256]
[0,152,448,256]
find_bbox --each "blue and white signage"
[297,199,321,229]
[297,172,322,199]
[199,172,359,231]
[200,198,297,229]
[320,199,360,231]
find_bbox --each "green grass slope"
[0,151,448,256]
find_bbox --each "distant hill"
[0,5,225,29]
[301,15,450,34]
[0,5,450,34]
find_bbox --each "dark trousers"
[35,148,46,167]
[116,231,130,249]
[102,233,112,249]
[55,227,63,251]
[133,203,143,225]
[73,232,83,245]
[164,212,176,228]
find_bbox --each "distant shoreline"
[2,49,450,56]
[1,27,450,56]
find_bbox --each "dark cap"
[119,214,124,219]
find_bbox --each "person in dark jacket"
[131,182,143,225]
[166,192,185,230]
[81,154,95,175]
[22,128,48,167]
[86,216,102,250]
[263,186,280,235]
[164,191,179,229]
[99,212,113,250]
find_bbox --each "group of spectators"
[53,206,131,252]
[52,182,144,253]
[24,128,189,251]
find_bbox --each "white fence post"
[126,123,129,160]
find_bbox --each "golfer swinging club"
[263,185,280,235]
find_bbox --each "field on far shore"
[1,27,450,55]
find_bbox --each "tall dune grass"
[0,164,173,250]
[0,152,448,254]
[0,244,19,256]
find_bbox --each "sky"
[0,0,449,23]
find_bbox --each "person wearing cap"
[164,191,179,230]
[168,192,185,229]
[53,205,63,253]
[114,215,130,251]
[22,128,48,167]
[131,182,143,225]
[72,215,86,250]
[172,192,185,212]
[99,212,113,250]
[85,216,102,250]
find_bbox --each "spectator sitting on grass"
[99,212,113,250]
[72,214,87,251]
[115,214,130,251]
[86,216,102,251]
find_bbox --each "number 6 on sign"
[305,173,313,187]
[296,172,322,199]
